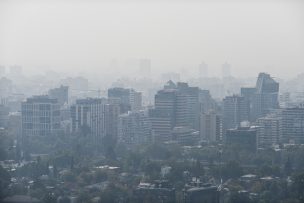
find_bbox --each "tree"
[284,157,293,176]
[222,160,243,179]
[0,165,10,199]
[292,172,304,201]
[191,159,205,178]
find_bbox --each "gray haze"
[0,0,304,78]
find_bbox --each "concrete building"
[108,87,142,113]
[0,104,9,128]
[48,85,69,106]
[150,88,177,142]
[280,107,304,144]
[176,82,200,130]
[118,110,152,146]
[104,101,120,139]
[200,111,221,142]
[279,92,291,108]
[199,90,217,114]
[223,95,249,137]
[150,81,201,143]
[70,98,106,139]
[21,96,61,137]
[253,73,279,119]
[241,73,279,121]
[256,114,281,148]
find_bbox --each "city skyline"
[1,0,304,78]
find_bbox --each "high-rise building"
[48,85,69,106]
[280,107,304,144]
[104,101,120,139]
[241,87,256,121]
[223,95,249,136]
[108,87,142,113]
[241,73,279,121]
[70,98,106,138]
[200,111,221,142]
[253,73,279,119]
[150,89,177,142]
[150,81,200,143]
[0,105,9,128]
[118,110,152,146]
[279,92,291,108]
[130,90,142,111]
[199,90,217,114]
[256,114,281,148]
[176,82,200,130]
[21,96,61,137]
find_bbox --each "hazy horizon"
[1,0,304,79]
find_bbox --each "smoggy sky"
[0,0,303,78]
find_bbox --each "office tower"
[198,62,208,78]
[279,92,291,108]
[150,81,200,142]
[104,101,120,139]
[8,112,22,139]
[256,114,281,148]
[139,58,151,78]
[241,87,256,121]
[223,95,249,136]
[240,73,279,121]
[254,73,279,118]
[150,89,177,142]
[221,62,231,78]
[200,111,221,142]
[118,110,152,146]
[21,96,61,137]
[199,90,217,113]
[226,126,258,152]
[48,85,69,106]
[280,107,304,144]
[176,82,200,130]
[108,87,142,113]
[130,90,142,111]
[0,105,9,128]
[70,98,106,138]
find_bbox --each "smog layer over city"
[0,0,304,203]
